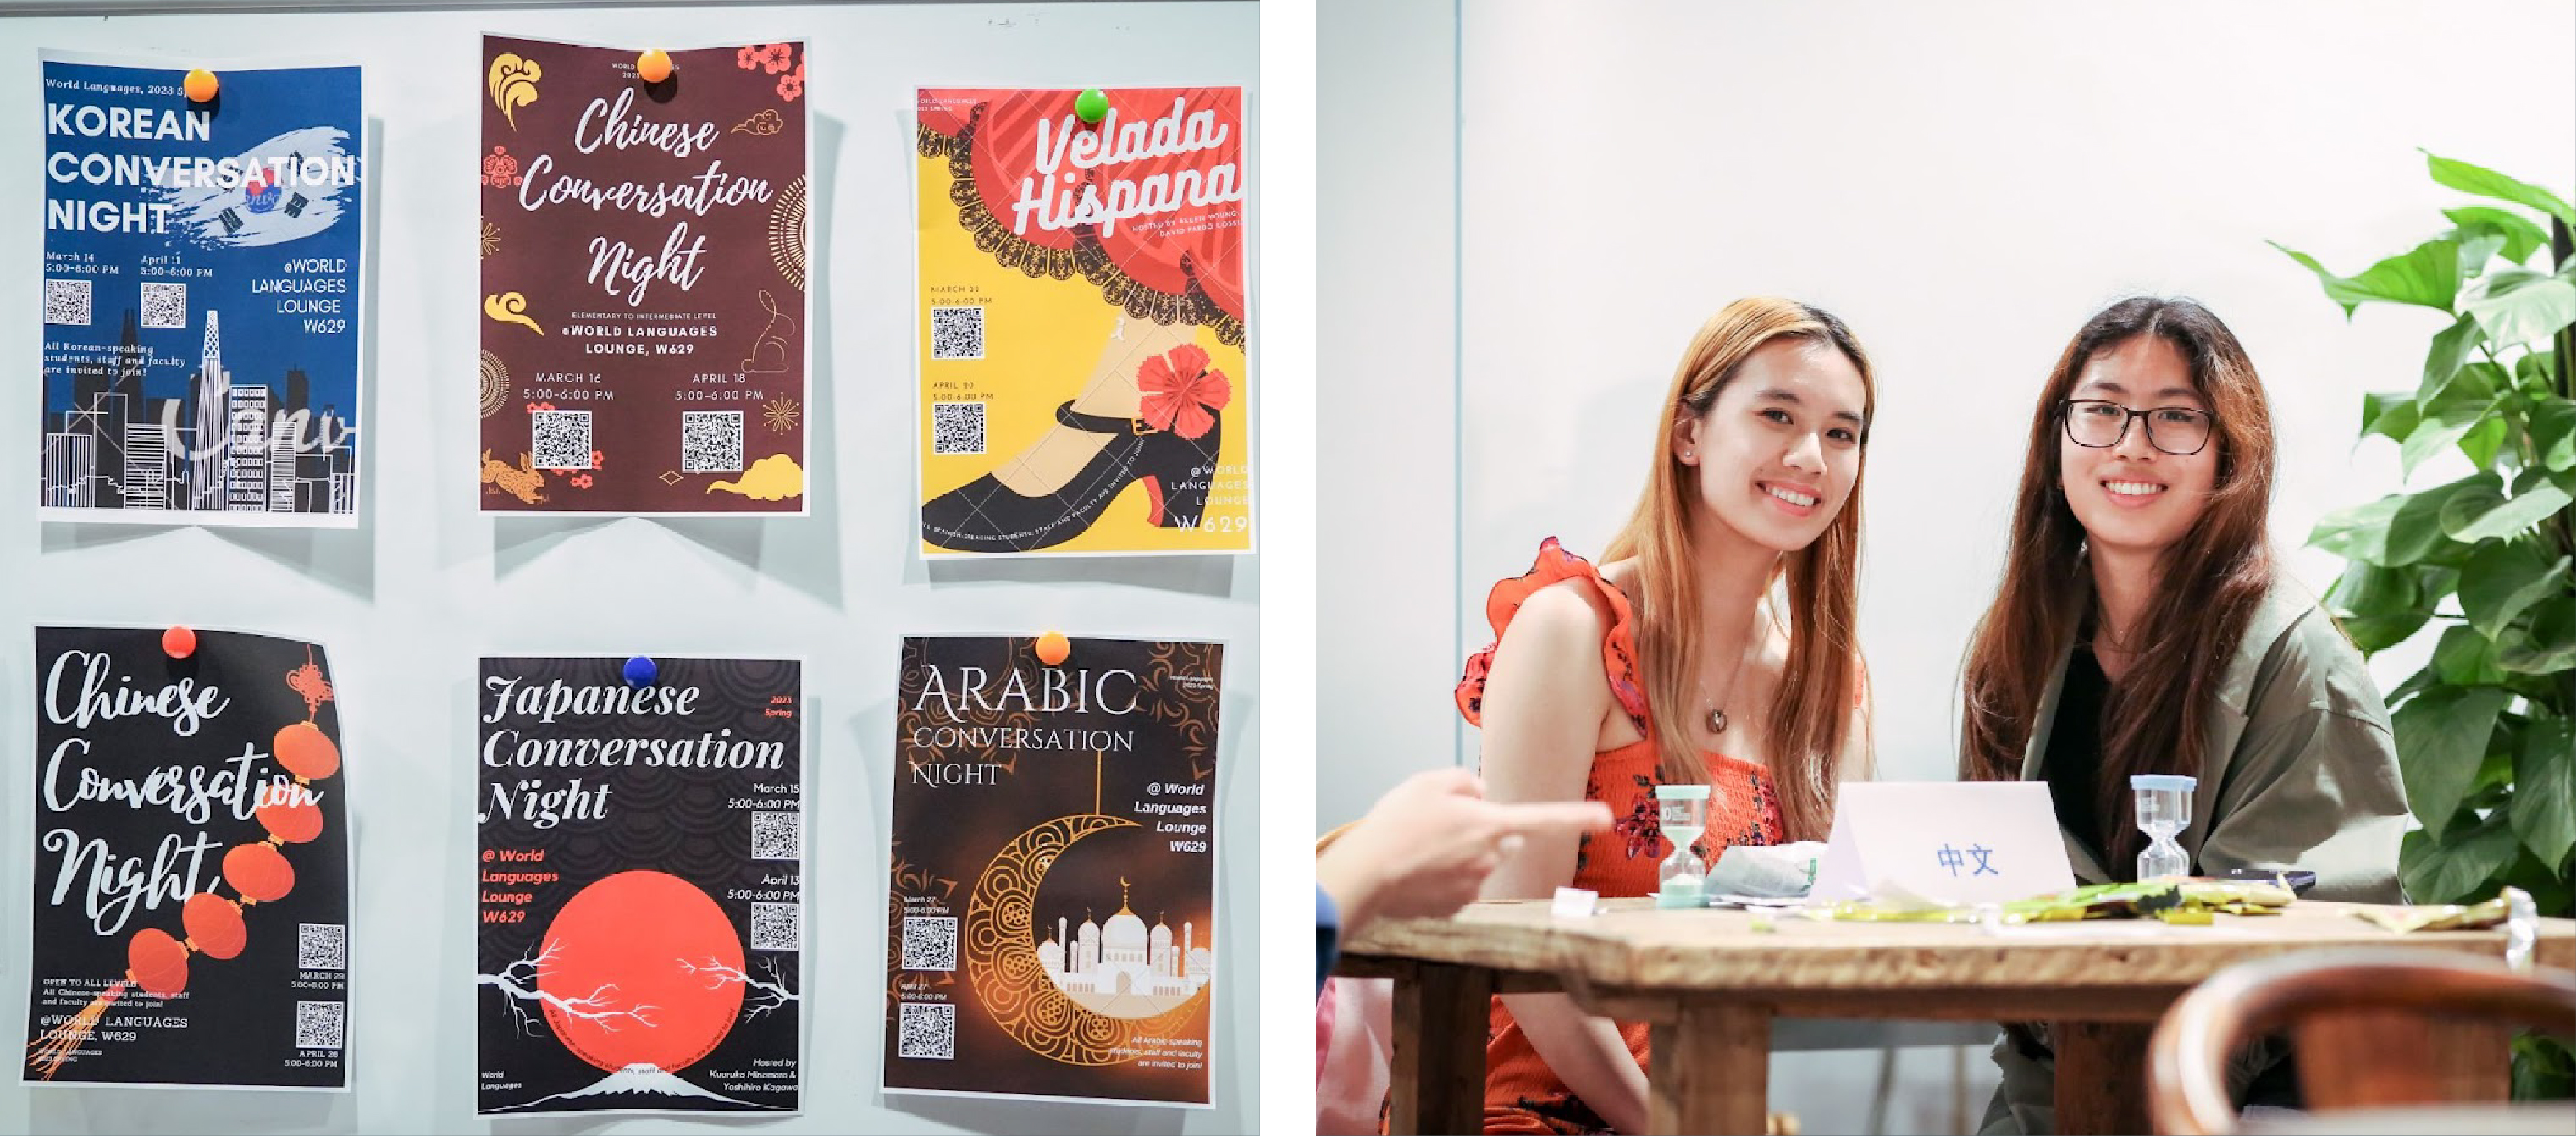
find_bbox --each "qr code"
[681,411,744,473]
[295,1001,345,1051]
[931,401,986,456]
[531,410,594,469]
[297,923,346,971]
[901,915,958,972]
[898,1002,955,1059]
[141,282,187,329]
[43,279,91,327]
[750,902,801,951]
[930,305,984,360]
[751,811,800,861]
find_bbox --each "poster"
[476,656,803,1114]
[915,87,1252,555]
[478,36,810,515]
[40,54,365,527]
[24,627,351,1089]
[885,636,1224,1106]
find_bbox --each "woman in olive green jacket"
[1955,297,2409,1135]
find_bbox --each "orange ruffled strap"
[1456,538,1650,735]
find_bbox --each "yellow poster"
[915,88,1250,556]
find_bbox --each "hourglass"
[1654,783,1711,908]
[2131,773,2196,881]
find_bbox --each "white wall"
[0,3,1262,1134]
[1316,0,1457,832]
[1323,2,2572,1132]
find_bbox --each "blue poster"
[40,56,364,527]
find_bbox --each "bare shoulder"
[1495,577,1615,681]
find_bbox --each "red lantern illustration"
[274,720,340,781]
[257,797,325,845]
[224,842,295,903]
[183,894,247,960]
[127,928,189,999]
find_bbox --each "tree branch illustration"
[680,956,799,1021]
[478,941,657,1036]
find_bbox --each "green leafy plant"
[2276,152,2576,1099]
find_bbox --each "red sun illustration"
[538,870,744,1073]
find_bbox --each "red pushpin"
[183,69,218,103]
[637,50,672,85]
[1035,631,1070,667]
[163,626,198,659]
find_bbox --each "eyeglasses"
[2060,399,2214,456]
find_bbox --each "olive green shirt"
[1980,576,2410,1135]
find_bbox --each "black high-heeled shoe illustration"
[921,402,1219,553]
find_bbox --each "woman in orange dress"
[1457,297,1878,1133]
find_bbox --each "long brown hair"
[1602,297,1875,843]
[1958,296,2277,866]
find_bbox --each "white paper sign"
[1808,782,2076,907]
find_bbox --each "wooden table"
[1333,899,2576,1135]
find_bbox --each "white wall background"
[1322,1,2573,1133]
[0,3,1262,1134]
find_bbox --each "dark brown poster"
[478,36,810,515]
[884,636,1223,1106]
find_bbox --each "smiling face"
[1673,337,1868,553]
[2058,334,2219,559]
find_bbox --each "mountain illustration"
[490,1062,777,1112]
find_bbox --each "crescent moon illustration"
[965,813,1208,1066]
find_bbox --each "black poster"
[25,626,351,1089]
[475,656,803,1114]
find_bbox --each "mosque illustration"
[1036,877,1214,1017]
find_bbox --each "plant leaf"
[2433,624,2512,687]
[2458,539,2573,639]
[2447,467,2576,543]
[2498,598,2576,675]
[2363,389,2422,443]
[2447,206,2551,265]
[2426,152,2576,229]
[2400,817,2522,904]
[2272,238,2462,314]
[2532,395,2576,471]
[2393,685,2511,838]
[2418,316,2483,400]
[2328,561,2434,651]
[2458,415,2512,471]
[2511,718,2576,868]
[2463,271,2576,349]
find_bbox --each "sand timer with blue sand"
[1654,783,1711,907]
[2132,773,2196,881]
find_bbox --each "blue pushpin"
[623,656,657,688]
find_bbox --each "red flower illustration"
[570,474,594,489]
[481,146,521,189]
[590,449,605,467]
[737,45,763,69]
[763,44,797,74]
[776,61,804,102]
[1136,344,1230,440]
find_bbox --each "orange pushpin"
[1035,631,1070,667]
[163,626,197,659]
[637,50,672,85]
[183,69,218,103]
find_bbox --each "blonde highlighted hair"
[1602,297,1875,842]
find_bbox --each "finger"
[1491,800,1616,836]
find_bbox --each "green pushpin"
[1075,87,1109,125]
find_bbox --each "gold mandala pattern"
[768,174,808,290]
[965,813,1207,1065]
[478,350,509,417]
